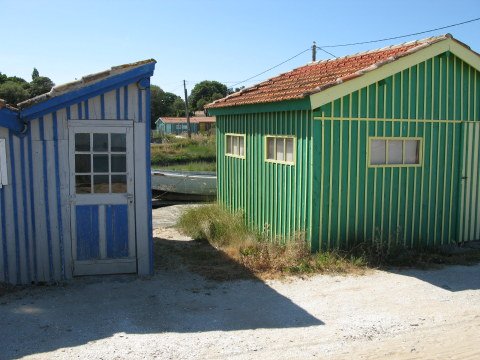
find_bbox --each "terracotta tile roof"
[206,34,462,109]
[158,116,215,124]
[17,59,156,109]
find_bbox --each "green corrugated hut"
[206,34,480,250]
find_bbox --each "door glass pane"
[388,140,403,164]
[75,133,90,151]
[93,175,109,193]
[404,140,420,164]
[267,138,275,160]
[111,133,126,152]
[111,154,126,172]
[93,155,109,172]
[370,140,386,165]
[75,154,91,173]
[286,138,294,162]
[76,175,91,194]
[276,138,285,161]
[239,137,244,156]
[111,175,127,193]
[93,133,108,152]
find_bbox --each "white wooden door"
[69,121,136,275]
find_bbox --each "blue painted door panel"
[76,205,100,260]
[106,205,129,258]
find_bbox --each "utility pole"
[183,80,191,139]
[312,41,317,62]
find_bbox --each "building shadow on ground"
[0,237,322,359]
[391,263,480,292]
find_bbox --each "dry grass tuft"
[177,204,368,278]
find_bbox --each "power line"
[167,17,480,93]
[230,47,311,88]
[317,47,338,59]
[318,16,480,48]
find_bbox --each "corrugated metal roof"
[17,59,156,109]
[206,34,473,109]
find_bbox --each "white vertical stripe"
[128,84,138,120]
[119,87,125,119]
[46,139,60,279]
[88,96,102,119]
[70,104,79,120]
[58,139,72,279]
[4,135,17,283]
[13,136,28,284]
[56,108,69,140]
[471,124,479,240]
[104,90,117,119]
[32,139,49,281]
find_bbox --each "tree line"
[150,80,244,129]
[0,68,243,129]
[0,68,55,105]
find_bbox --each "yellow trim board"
[314,116,462,124]
[225,133,246,159]
[310,38,480,110]
[264,135,296,165]
[367,136,423,168]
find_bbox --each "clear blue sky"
[0,0,479,97]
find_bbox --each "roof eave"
[0,107,25,134]
[19,62,156,121]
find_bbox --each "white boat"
[151,170,216,201]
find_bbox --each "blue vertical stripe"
[76,205,99,260]
[78,102,82,120]
[124,86,128,119]
[100,94,105,119]
[27,128,38,282]
[138,89,143,122]
[0,179,8,282]
[106,205,129,258]
[116,88,121,120]
[84,101,89,120]
[66,106,71,120]
[8,132,21,284]
[39,117,54,279]
[52,113,65,278]
[20,135,31,282]
[145,84,153,274]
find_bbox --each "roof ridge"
[310,34,449,65]
[207,34,458,109]
[17,59,156,109]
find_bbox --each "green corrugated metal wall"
[312,53,480,249]
[216,110,313,241]
[216,52,480,249]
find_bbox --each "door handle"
[127,194,134,204]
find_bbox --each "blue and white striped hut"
[0,59,156,284]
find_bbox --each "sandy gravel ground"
[0,206,479,360]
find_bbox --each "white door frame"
[69,120,136,275]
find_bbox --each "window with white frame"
[369,138,421,166]
[266,136,295,164]
[0,139,8,187]
[225,134,245,158]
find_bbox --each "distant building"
[155,116,215,135]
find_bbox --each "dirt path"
[0,205,478,359]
